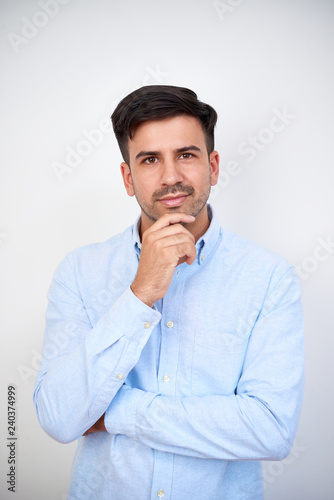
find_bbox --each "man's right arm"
[33,213,196,444]
[33,255,161,444]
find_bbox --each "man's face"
[120,115,219,235]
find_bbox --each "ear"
[209,151,220,186]
[120,162,135,197]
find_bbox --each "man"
[34,85,304,499]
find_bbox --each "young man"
[34,85,304,499]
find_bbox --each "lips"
[158,194,189,207]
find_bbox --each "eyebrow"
[135,145,201,161]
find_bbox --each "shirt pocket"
[191,330,249,396]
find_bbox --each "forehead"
[128,115,206,152]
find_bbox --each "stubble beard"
[133,180,211,224]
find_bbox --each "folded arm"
[105,268,304,461]
[33,253,161,444]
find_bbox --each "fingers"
[142,223,196,263]
[146,213,195,233]
[154,235,197,264]
[143,221,195,246]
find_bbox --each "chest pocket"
[191,330,249,396]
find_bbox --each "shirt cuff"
[84,286,161,356]
[107,285,161,340]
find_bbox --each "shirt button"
[116,373,124,380]
[166,320,174,329]
[163,374,170,383]
[157,490,165,498]
[144,322,151,329]
[201,254,205,261]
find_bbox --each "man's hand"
[83,413,106,436]
[131,213,197,307]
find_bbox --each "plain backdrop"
[1,0,333,499]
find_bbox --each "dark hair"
[111,85,218,164]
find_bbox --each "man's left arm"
[101,267,304,461]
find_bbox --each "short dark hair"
[111,85,218,165]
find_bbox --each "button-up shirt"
[33,206,304,500]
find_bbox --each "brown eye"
[145,157,157,164]
[180,153,193,159]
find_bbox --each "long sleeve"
[33,252,161,444]
[105,267,304,461]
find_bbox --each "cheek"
[198,168,212,187]
[132,177,153,199]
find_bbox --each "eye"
[143,157,158,164]
[180,153,193,159]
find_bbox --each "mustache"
[153,183,194,200]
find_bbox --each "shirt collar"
[132,204,222,265]
[195,205,222,265]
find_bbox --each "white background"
[1,0,333,498]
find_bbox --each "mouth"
[158,194,189,207]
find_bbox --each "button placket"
[157,270,185,398]
[152,273,185,500]
[151,449,173,500]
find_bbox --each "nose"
[160,157,184,186]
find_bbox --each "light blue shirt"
[33,206,304,500]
